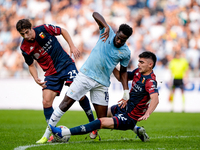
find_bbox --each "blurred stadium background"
[0,0,199,112]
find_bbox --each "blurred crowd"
[0,0,200,79]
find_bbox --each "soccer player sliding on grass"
[49,51,159,142]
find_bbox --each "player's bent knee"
[42,99,53,108]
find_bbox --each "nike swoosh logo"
[51,119,56,122]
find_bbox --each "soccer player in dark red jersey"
[49,51,159,142]
[16,19,95,143]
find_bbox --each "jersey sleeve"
[145,79,158,95]
[99,25,114,40]
[44,24,61,36]
[120,51,130,67]
[127,68,137,80]
[21,50,34,66]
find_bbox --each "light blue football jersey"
[80,25,131,87]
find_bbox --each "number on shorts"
[104,92,109,103]
[68,70,77,79]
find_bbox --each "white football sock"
[48,107,65,127]
[133,125,139,134]
[43,126,51,138]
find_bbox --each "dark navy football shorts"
[43,63,78,96]
[111,104,137,130]
[173,79,184,90]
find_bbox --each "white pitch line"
[14,143,61,150]
[14,135,200,150]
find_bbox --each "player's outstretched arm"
[138,93,159,121]
[92,12,109,42]
[61,28,80,59]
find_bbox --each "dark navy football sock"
[44,107,54,123]
[79,96,95,122]
[70,119,101,135]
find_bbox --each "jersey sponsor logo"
[39,32,46,39]
[36,38,53,56]
[132,81,142,92]
[42,38,52,54]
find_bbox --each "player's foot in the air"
[136,127,150,142]
[36,137,48,144]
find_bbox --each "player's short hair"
[16,19,32,32]
[118,24,133,38]
[139,51,157,68]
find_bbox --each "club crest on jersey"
[142,77,145,83]
[39,32,46,39]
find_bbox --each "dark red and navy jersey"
[126,68,158,120]
[20,24,74,76]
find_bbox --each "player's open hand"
[100,27,109,42]
[70,46,80,59]
[118,99,128,108]
[138,113,149,122]
[35,78,47,88]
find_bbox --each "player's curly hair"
[16,19,32,32]
[139,51,157,68]
[118,24,133,37]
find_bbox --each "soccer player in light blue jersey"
[47,12,133,139]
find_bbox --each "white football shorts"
[66,72,109,106]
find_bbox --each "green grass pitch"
[0,110,199,150]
